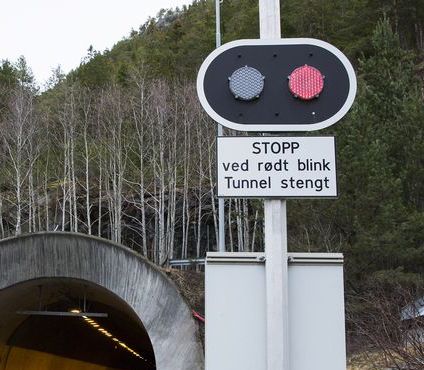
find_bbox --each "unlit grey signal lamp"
[228,66,265,101]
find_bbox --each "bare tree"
[100,85,130,244]
[79,87,94,235]
[127,71,150,256]
[348,281,424,370]
[0,193,5,238]
[1,85,37,235]
[0,76,255,264]
[57,84,80,232]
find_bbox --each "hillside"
[66,0,424,85]
[0,1,423,365]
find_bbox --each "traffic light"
[197,38,357,132]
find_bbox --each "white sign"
[217,136,337,198]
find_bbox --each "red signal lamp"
[288,65,324,101]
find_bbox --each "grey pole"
[259,1,290,370]
[216,0,225,252]
[216,0,222,48]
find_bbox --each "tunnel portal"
[0,278,156,369]
[0,233,204,370]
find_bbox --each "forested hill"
[0,2,423,361]
[65,0,424,85]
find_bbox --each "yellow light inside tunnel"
[69,309,81,314]
[82,317,144,361]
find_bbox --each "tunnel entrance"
[0,278,156,369]
[0,232,204,369]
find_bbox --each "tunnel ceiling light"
[16,310,108,318]
[82,316,147,362]
[228,66,265,101]
[288,64,324,100]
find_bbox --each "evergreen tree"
[336,18,424,286]
[0,60,18,86]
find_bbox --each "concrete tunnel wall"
[0,232,204,370]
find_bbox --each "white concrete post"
[260,0,281,39]
[264,200,289,370]
[259,1,289,370]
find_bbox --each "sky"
[0,0,192,87]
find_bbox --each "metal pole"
[216,0,222,48]
[259,1,289,370]
[216,0,225,252]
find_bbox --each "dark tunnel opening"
[0,278,156,370]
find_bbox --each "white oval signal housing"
[197,38,357,132]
